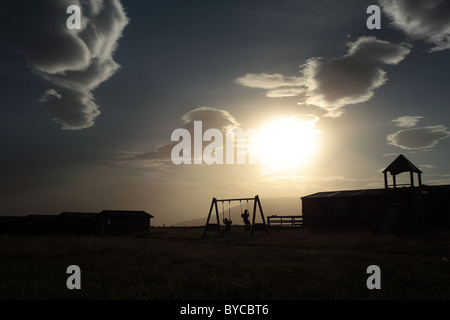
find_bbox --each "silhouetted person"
[241,209,251,231]
[222,218,232,236]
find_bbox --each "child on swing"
[241,209,251,231]
[222,217,232,236]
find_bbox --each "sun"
[257,115,320,172]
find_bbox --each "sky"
[1,0,450,226]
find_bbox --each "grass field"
[1,227,449,300]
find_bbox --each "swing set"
[203,195,268,237]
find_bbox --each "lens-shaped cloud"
[0,0,129,130]
[181,106,241,131]
[236,37,410,117]
[387,125,450,150]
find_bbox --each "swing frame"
[203,195,268,237]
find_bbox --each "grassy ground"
[0,227,449,300]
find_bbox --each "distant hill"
[174,197,301,226]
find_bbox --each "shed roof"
[0,216,26,222]
[59,212,98,219]
[25,215,59,221]
[99,210,154,218]
[383,154,422,175]
[422,184,450,191]
[301,188,385,199]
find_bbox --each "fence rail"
[267,215,303,228]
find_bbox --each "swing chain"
[221,201,225,221]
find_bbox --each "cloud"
[0,0,129,130]
[380,0,450,51]
[235,73,305,97]
[392,115,424,128]
[121,107,241,163]
[181,106,240,131]
[236,37,410,117]
[387,125,450,150]
[235,73,305,89]
[419,164,435,169]
[39,88,100,130]
[266,88,305,98]
[300,37,410,117]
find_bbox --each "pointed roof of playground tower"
[382,154,422,176]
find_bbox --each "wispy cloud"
[235,73,305,91]
[0,0,129,130]
[380,0,450,52]
[114,106,241,165]
[392,115,424,128]
[236,37,410,117]
[266,88,305,98]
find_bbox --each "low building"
[302,188,385,231]
[301,155,450,233]
[0,210,154,236]
[0,216,26,234]
[98,210,153,235]
[23,215,61,235]
[59,212,99,235]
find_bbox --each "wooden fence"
[267,215,303,228]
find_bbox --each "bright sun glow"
[258,115,320,172]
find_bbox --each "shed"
[59,212,99,235]
[421,185,450,228]
[23,215,60,234]
[301,188,385,231]
[98,210,153,235]
[301,155,450,233]
[0,210,155,236]
[0,216,26,234]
